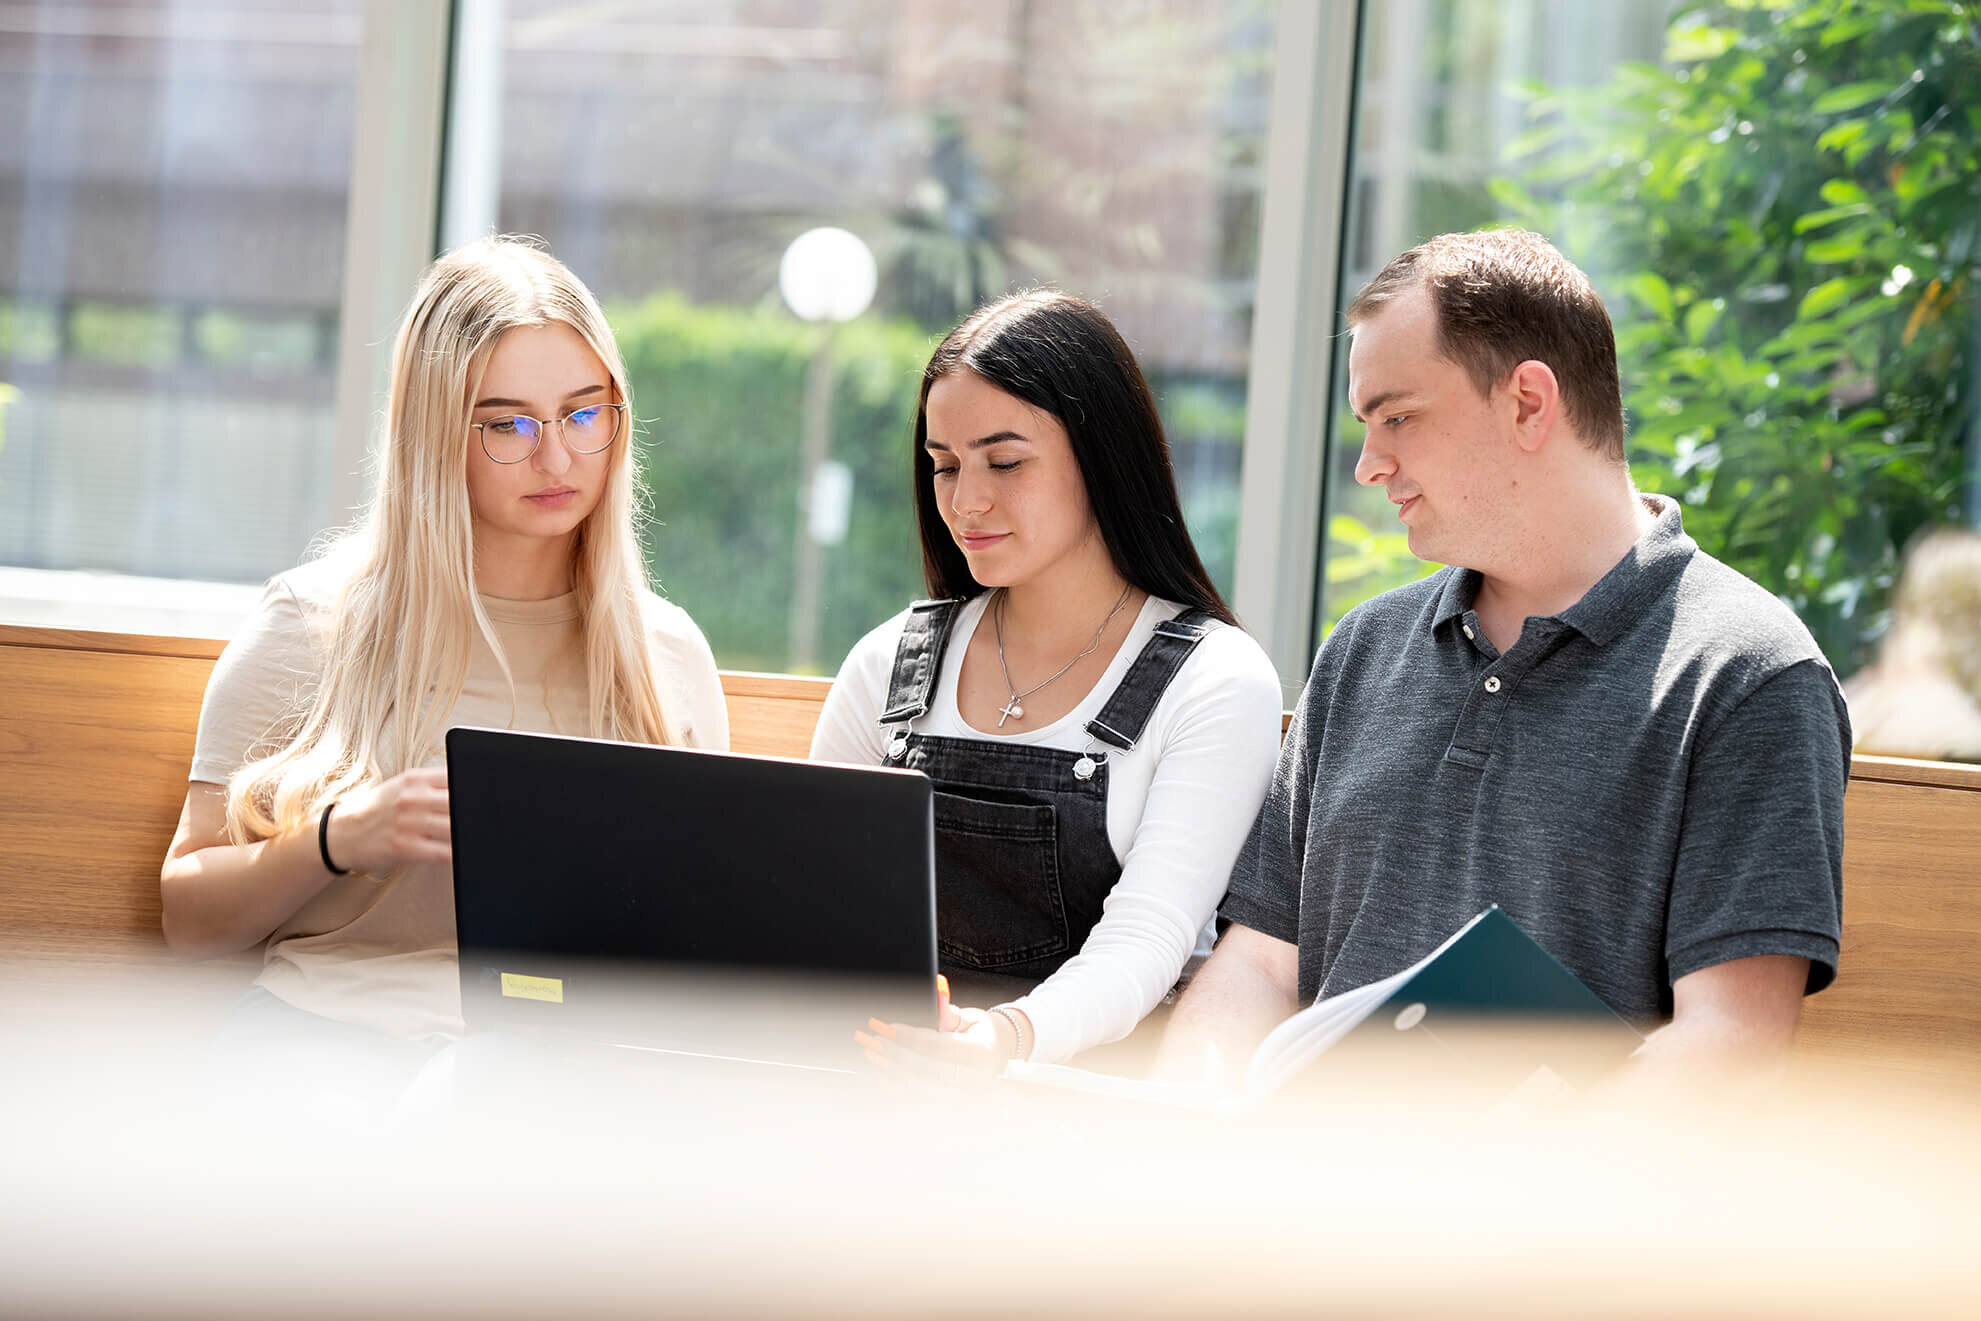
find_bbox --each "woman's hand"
[321,768,452,875]
[854,976,1030,1079]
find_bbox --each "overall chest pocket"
[932,791,1069,970]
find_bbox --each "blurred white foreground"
[3,962,1976,1320]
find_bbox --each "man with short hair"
[1158,229,1848,1083]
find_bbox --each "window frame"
[326,0,453,531]
[1229,0,1363,700]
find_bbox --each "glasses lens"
[563,404,619,454]
[482,415,541,463]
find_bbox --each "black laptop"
[446,727,938,1071]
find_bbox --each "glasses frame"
[471,401,627,464]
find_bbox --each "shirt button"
[1483,676,1502,694]
[1462,624,1476,640]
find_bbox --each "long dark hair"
[911,290,1236,626]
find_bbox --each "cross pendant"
[997,697,1024,727]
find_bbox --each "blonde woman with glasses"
[160,237,727,1105]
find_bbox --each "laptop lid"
[446,727,937,1066]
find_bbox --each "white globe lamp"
[779,227,878,324]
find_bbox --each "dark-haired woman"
[811,291,1282,1072]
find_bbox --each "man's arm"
[1155,643,1326,1088]
[1150,924,1300,1088]
[1631,953,1808,1077]
[1653,658,1846,1081]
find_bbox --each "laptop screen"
[447,727,938,1061]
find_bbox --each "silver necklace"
[991,583,1136,727]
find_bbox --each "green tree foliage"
[1325,511,1438,626]
[613,294,934,673]
[1498,0,1977,673]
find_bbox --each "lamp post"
[778,226,876,673]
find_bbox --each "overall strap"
[878,598,964,725]
[1083,608,1216,752]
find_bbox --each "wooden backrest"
[720,671,835,760]
[0,627,833,965]
[2,623,1976,1075]
[1799,756,1981,1070]
[2,629,222,963]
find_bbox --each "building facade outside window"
[0,1,364,635]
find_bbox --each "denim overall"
[878,598,1214,1000]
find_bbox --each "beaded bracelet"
[989,1005,1031,1062]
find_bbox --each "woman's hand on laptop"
[321,768,453,875]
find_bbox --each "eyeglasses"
[471,402,626,464]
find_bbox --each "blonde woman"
[160,238,727,1090]
[1846,528,1981,762]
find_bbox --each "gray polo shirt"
[1221,496,1848,1025]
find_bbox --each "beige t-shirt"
[1846,667,1981,763]
[189,559,730,1040]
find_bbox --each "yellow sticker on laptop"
[500,972,564,1003]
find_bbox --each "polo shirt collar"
[1560,494,1695,645]
[1431,565,1481,634]
[1429,494,1696,646]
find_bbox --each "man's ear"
[1506,359,1560,454]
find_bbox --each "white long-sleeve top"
[810,593,1284,1065]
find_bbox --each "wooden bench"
[3,622,1976,1082]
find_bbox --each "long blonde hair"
[227,236,676,845]
[1882,528,1981,705]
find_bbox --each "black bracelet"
[318,801,350,876]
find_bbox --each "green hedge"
[614,294,936,673]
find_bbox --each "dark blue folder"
[1264,905,1643,1095]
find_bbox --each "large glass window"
[467,0,1275,673]
[0,1,365,631]
[1323,0,1978,679]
